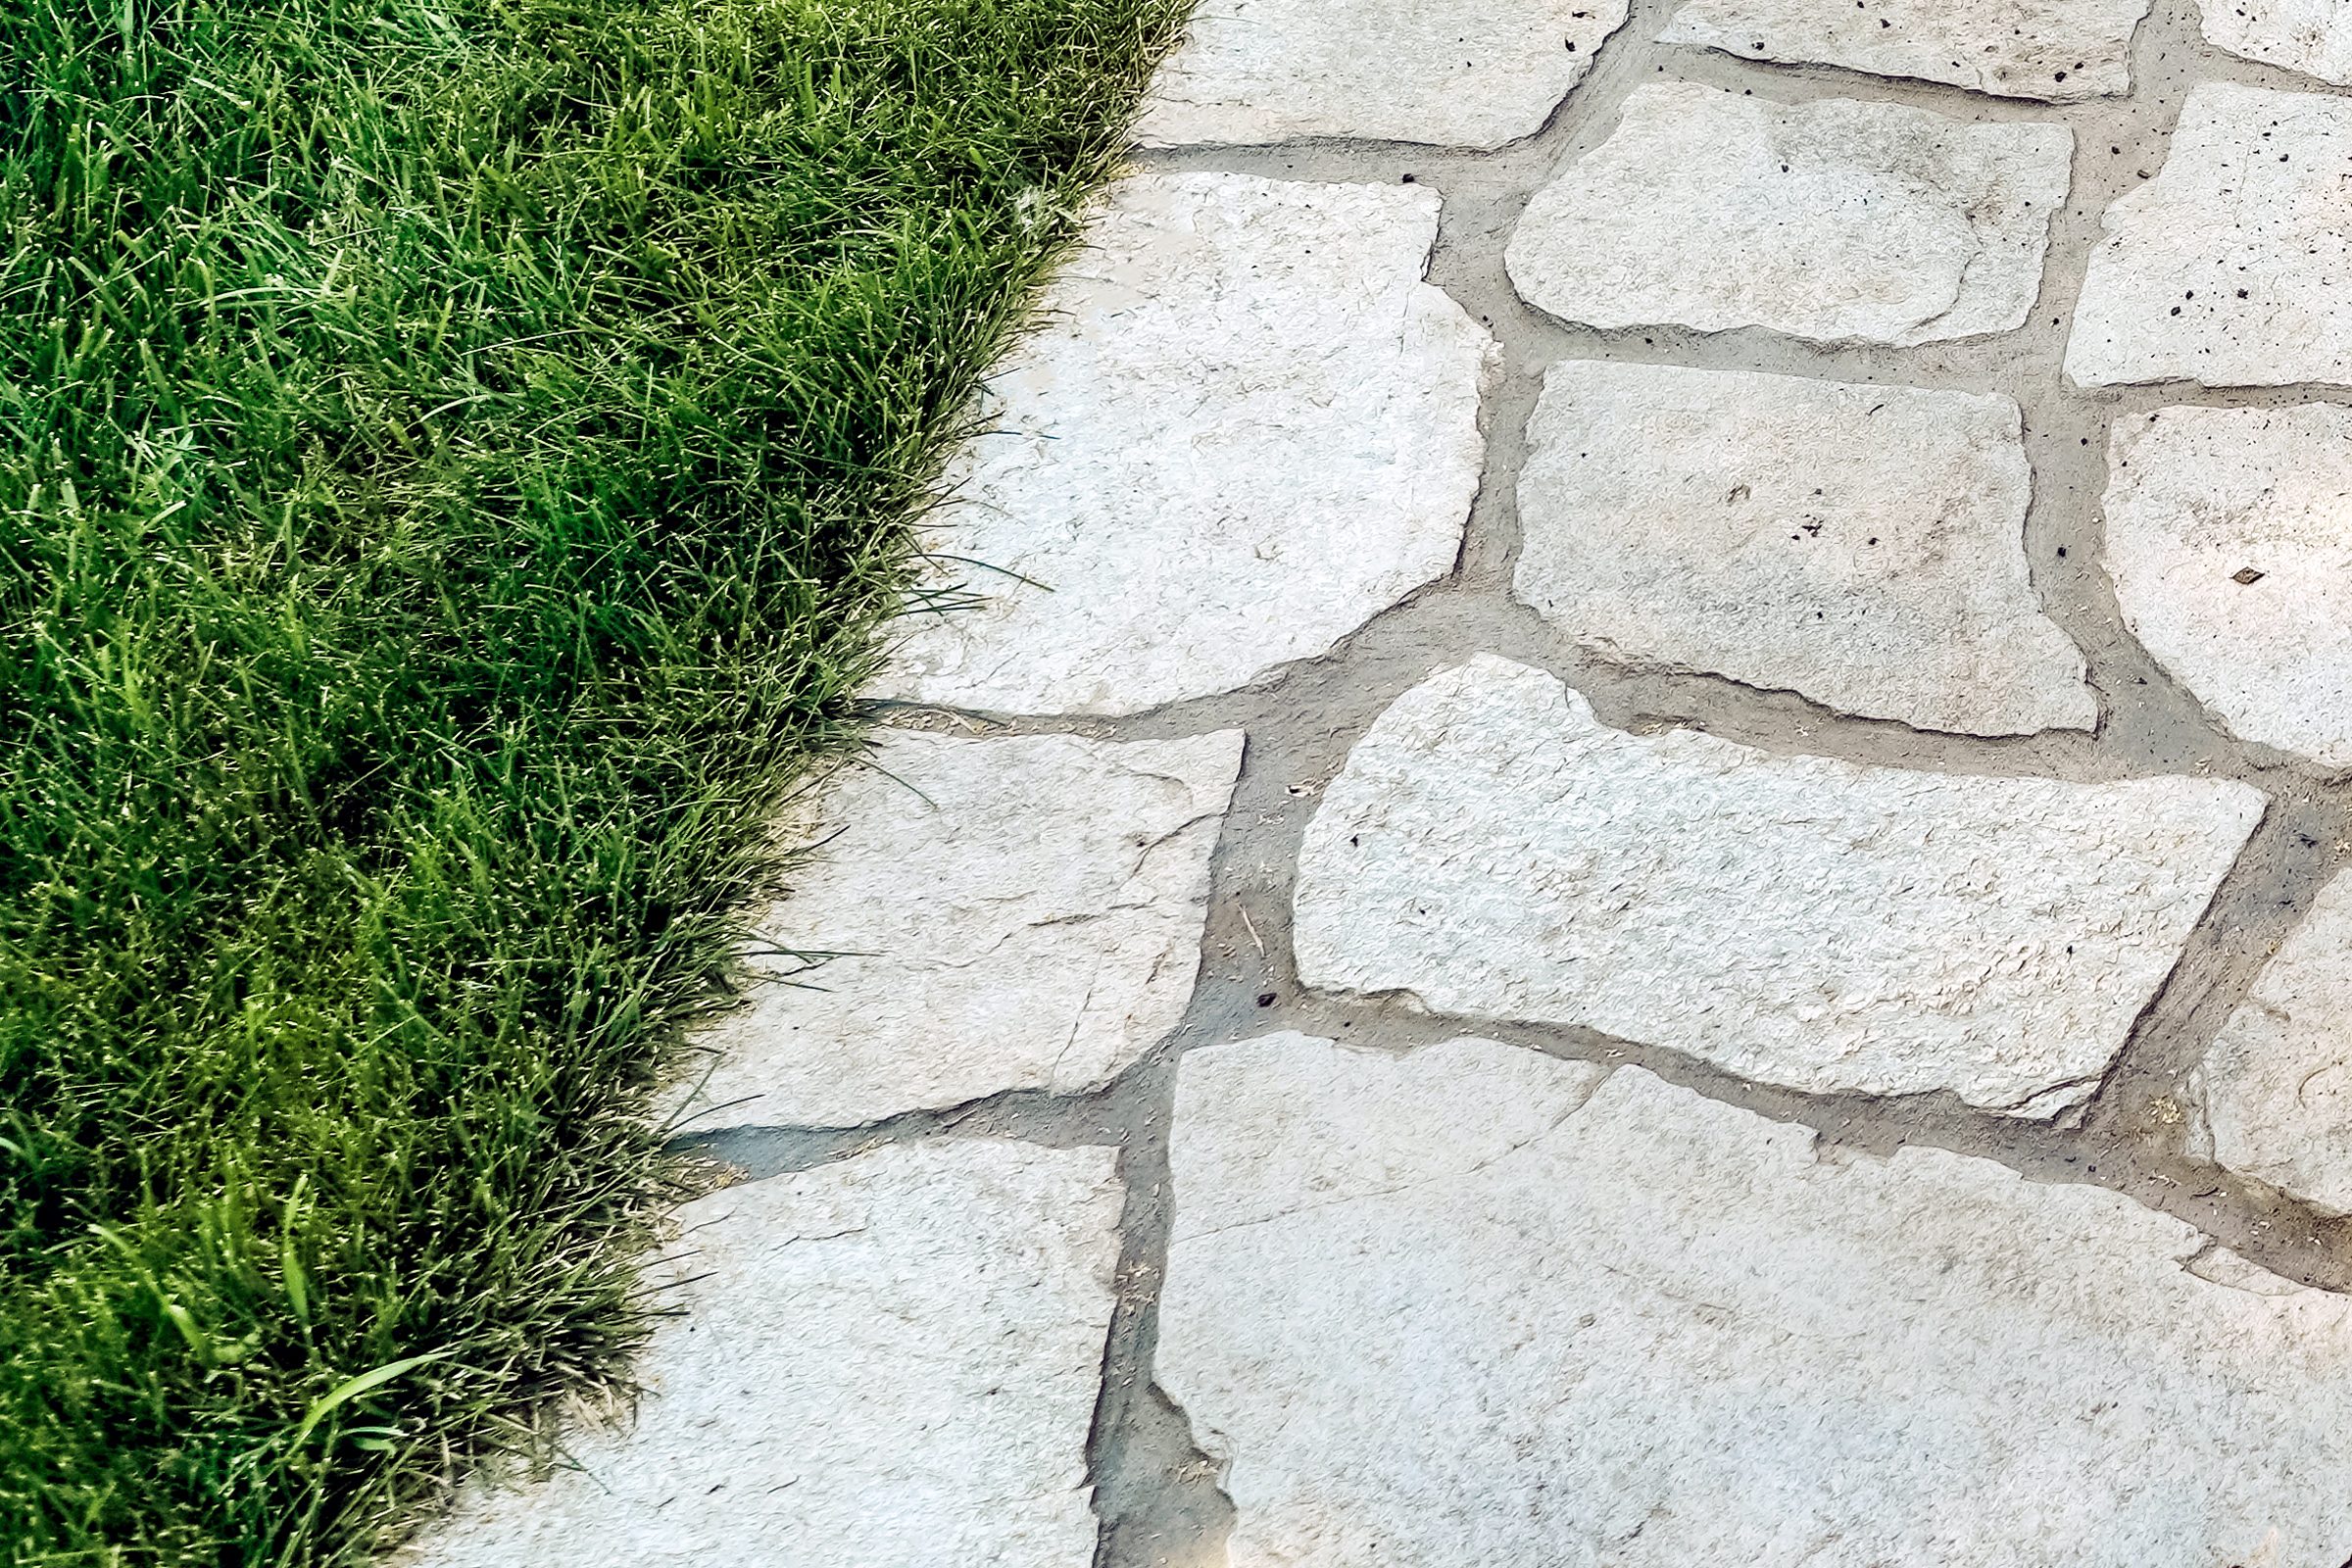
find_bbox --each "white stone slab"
[2198,0,2352,84]
[2199,870,2352,1214]
[1159,1033,2352,1568]
[1293,657,2263,1112]
[2102,404,2352,766]
[878,172,1493,716]
[1505,83,2071,346]
[2069,83,2352,387]
[1662,0,2148,99]
[407,1140,1123,1568]
[676,729,1241,1131]
[1514,361,2093,735]
[1135,0,1628,150]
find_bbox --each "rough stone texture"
[2102,404,2352,767]
[1292,657,2264,1112]
[1135,0,1628,150]
[1661,0,2149,101]
[676,729,1242,1131]
[876,173,1493,717]
[406,1141,1124,1568]
[2069,83,2352,387]
[1158,1033,2352,1568]
[2199,870,2352,1214]
[1514,361,2094,735]
[2198,0,2352,84]
[1505,83,2072,346]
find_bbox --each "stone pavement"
[405,2,2352,1564]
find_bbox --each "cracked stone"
[1504,83,2071,346]
[1661,0,2149,100]
[674,729,1241,1131]
[2069,83,2352,387]
[2198,0,2352,84]
[1134,0,1629,150]
[2198,870,2352,1215]
[1514,361,2094,736]
[405,1140,1123,1568]
[1292,657,2263,1113]
[875,172,1494,716]
[1158,1032,2352,1568]
[2102,403,2352,767]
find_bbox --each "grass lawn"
[0,0,1181,1558]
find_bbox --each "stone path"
[406,2,2352,1564]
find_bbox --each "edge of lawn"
[354,23,1192,1559]
[0,1,1192,1559]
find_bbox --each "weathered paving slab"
[1505,82,2071,346]
[2198,870,2352,1215]
[2069,82,2352,387]
[1514,361,2093,735]
[1158,1033,2352,1568]
[2102,404,2352,767]
[677,729,1242,1132]
[2198,0,2352,83]
[407,1141,1123,1568]
[1292,657,2264,1112]
[877,172,1493,716]
[1660,0,2149,100]
[1135,0,1628,150]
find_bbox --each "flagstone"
[2199,870,2352,1214]
[1292,656,2262,1113]
[2198,0,2352,84]
[1136,0,1628,150]
[1507,83,2070,345]
[407,1141,1124,1568]
[1661,0,2149,100]
[1514,360,2092,735]
[2101,402,2352,767]
[1158,1033,2352,1568]
[879,172,1493,717]
[2069,83,2352,387]
[677,728,1241,1131]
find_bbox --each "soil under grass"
[0,0,1181,1558]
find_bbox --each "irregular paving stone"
[1661,0,2148,100]
[2069,83,2352,387]
[2102,403,2352,766]
[677,729,1242,1131]
[1134,0,1628,150]
[407,1141,1123,1568]
[1158,1032,2352,1568]
[877,172,1493,716]
[1505,82,2071,346]
[1292,657,2263,1113]
[2198,0,2352,84]
[1514,361,2094,735]
[2198,870,2352,1214]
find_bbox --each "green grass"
[0,0,1181,1558]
